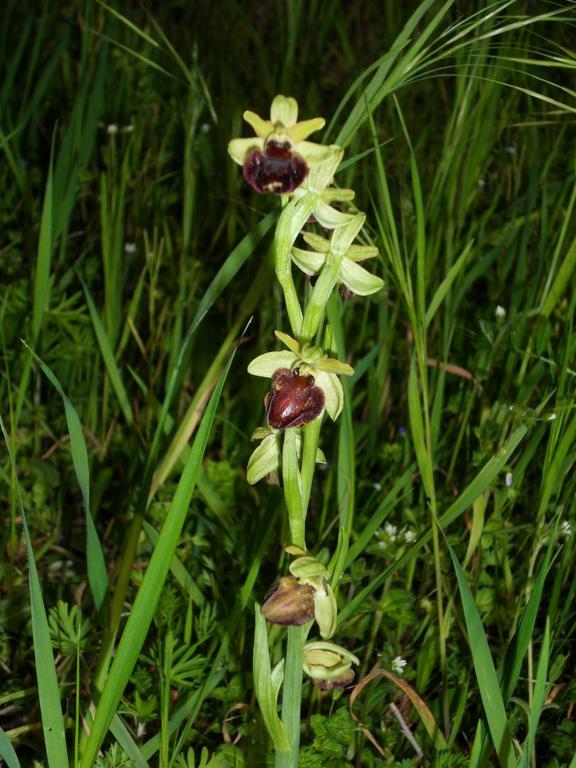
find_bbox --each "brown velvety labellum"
[261,576,315,626]
[314,668,355,691]
[265,368,324,429]
[243,141,308,194]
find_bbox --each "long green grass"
[1,1,575,766]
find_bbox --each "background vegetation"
[1,1,575,766]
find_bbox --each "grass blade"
[0,727,21,768]
[80,275,134,428]
[24,344,108,613]
[79,344,237,767]
[443,531,515,768]
[0,416,69,768]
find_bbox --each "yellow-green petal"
[316,370,344,421]
[274,330,301,354]
[347,243,379,262]
[287,117,325,142]
[331,213,365,255]
[292,247,325,276]
[340,259,384,296]
[248,350,297,377]
[297,140,335,166]
[228,137,264,165]
[243,110,272,138]
[313,199,356,229]
[302,232,329,252]
[270,95,299,127]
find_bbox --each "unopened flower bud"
[303,642,359,689]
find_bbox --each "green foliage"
[1,0,575,766]
[48,601,93,655]
[299,707,355,767]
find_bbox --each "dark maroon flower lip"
[243,140,309,195]
[264,368,324,429]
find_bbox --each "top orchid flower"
[228,95,334,195]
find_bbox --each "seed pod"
[261,576,315,626]
[265,368,324,429]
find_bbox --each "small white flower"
[124,242,137,254]
[391,656,407,675]
[547,413,557,421]
[560,520,573,538]
[384,523,397,541]
[477,178,486,188]
[495,305,506,319]
[373,482,382,491]
[107,123,119,135]
[505,471,513,488]
[404,529,416,543]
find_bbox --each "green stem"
[300,246,343,342]
[274,194,318,337]
[276,625,308,768]
[282,429,305,550]
[300,418,322,517]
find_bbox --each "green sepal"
[247,433,280,485]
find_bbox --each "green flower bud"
[303,641,359,689]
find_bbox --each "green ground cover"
[1,1,575,766]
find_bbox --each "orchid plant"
[229,95,384,768]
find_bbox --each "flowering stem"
[274,195,318,337]
[300,418,322,517]
[300,246,342,342]
[276,625,309,768]
[282,428,305,550]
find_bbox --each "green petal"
[318,358,354,376]
[303,146,343,192]
[313,581,338,639]
[331,213,365,255]
[317,371,343,421]
[292,247,325,276]
[340,259,384,296]
[243,111,272,138]
[248,351,297,377]
[274,330,301,355]
[347,244,379,262]
[270,95,299,126]
[301,232,329,252]
[323,187,355,203]
[288,117,325,142]
[297,140,336,166]
[228,137,263,165]
[313,199,356,229]
[247,434,280,485]
[316,447,327,464]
